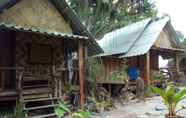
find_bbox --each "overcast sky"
[156,0,186,36]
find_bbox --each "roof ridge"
[120,16,171,58]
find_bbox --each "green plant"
[13,102,25,118]
[55,102,70,117]
[68,0,157,38]
[151,85,186,116]
[109,63,128,82]
[96,101,114,110]
[72,110,92,118]
[86,58,105,97]
[152,71,164,80]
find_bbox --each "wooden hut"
[96,16,185,89]
[0,0,102,117]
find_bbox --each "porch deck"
[0,90,18,101]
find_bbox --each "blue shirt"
[128,67,139,80]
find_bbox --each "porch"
[0,25,87,114]
[128,47,185,86]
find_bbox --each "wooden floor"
[0,89,18,101]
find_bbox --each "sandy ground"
[93,96,186,118]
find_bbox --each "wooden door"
[0,30,15,91]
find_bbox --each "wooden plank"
[145,52,151,86]
[78,41,85,109]
[22,97,61,103]
[175,54,180,73]
[29,113,56,118]
[24,104,58,111]
[59,78,62,98]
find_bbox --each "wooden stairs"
[18,74,59,118]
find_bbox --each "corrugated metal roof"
[97,18,151,56]
[0,22,89,40]
[0,0,103,56]
[121,17,170,57]
[97,16,177,58]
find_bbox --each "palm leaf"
[166,85,176,104]
[151,87,166,100]
[174,88,186,104]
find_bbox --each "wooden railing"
[0,67,24,91]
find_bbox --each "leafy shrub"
[55,102,70,117]
[151,85,186,116]
[72,110,92,118]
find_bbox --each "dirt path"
[93,96,186,118]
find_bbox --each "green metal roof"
[122,17,170,57]
[97,16,181,57]
[97,18,151,56]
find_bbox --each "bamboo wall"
[16,32,65,70]
[96,57,128,84]
[15,32,67,97]
[155,28,175,49]
[0,0,72,33]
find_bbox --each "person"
[128,66,139,81]
[127,66,144,98]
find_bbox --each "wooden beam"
[78,41,85,109]
[144,52,150,86]
[175,54,180,73]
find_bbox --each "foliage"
[0,103,25,118]
[0,113,14,118]
[72,110,92,118]
[151,85,186,116]
[95,101,115,110]
[14,104,25,118]
[68,0,157,38]
[87,58,105,81]
[109,63,128,82]
[86,58,105,95]
[65,83,79,94]
[152,70,165,80]
[55,102,70,117]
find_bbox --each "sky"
[155,0,186,36]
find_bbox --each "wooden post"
[52,66,58,97]
[175,54,180,73]
[144,52,150,86]
[78,41,85,109]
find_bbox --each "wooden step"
[22,94,50,100]
[22,88,51,95]
[24,104,58,111]
[22,97,62,103]
[23,77,51,82]
[23,84,49,89]
[29,113,56,118]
